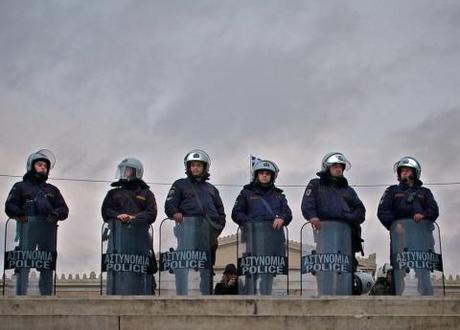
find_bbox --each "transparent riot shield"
[100,219,155,295]
[390,219,444,296]
[301,220,353,296]
[236,222,289,296]
[158,217,214,296]
[3,217,58,296]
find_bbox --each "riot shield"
[390,218,444,296]
[3,217,57,296]
[158,217,214,296]
[237,221,289,296]
[301,220,353,296]
[100,219,155,295]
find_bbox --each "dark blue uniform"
[377,182,439,230]
[102,180,157,225]
[231,182,292,225]
[101,179,157,295]
[165,177,226,230]
[5,172,68,295]
[301,172,364,295]
[164,176,225,295]
[378,181,439,295]
[301,172,365,223]
[5,172,69,221]
[232,182,291,295]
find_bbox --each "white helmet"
[184,149,211,173]
[393,156,421,180]
[116,158,144,180]
[321,152,351,172]
[353,271,375,295]
[252,160,279,182]
[376,263,393,278]
[26,149,56,173]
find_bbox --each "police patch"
[166,187,176,201]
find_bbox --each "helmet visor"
[394,157,419,173]
[116,165,138,180]
[325,154,352,170]
[36,149,56,169]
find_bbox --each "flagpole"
[249,154,253,182]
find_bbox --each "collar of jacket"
[398,180,422,191]
[244,181,283,194]
[186,173,209,183]
[316,171,349,188]
[23,171,47,185]
[110,179,149,189]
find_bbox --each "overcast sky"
[0,0,459,279]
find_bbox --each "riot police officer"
[232,159,292,295]
[301,152,365,295]
[164,149,226,295]
[377,156,439,295]
[377,156,439,229]
[101,158,157,295]
[5,149,68,295]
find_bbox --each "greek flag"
[249,154,263,180]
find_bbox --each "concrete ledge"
[120,315,460,330]
[1,296,459,316]
[2,315,459,330]
[0,297,459,330]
